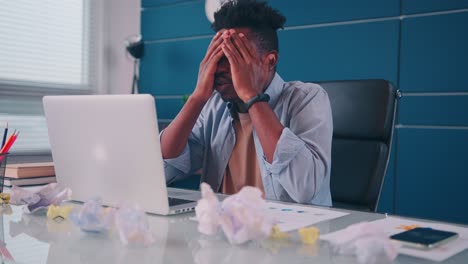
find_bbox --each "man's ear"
[265,51,278,71]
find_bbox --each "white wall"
[100,0,141,94]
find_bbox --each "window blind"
[0,0,98,153]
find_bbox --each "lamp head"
[205,0,230,23]
[125,35,144,59]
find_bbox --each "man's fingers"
[232,32,253,63]
[207,31,221,49]
[221,43,238,66]
[210,31,221,43]
[206,45,224,66]
[204,32,223,62]
[204,35,223,61]
[222,34,242,64]
[207,44,222,60]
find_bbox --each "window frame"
[0,0,103,97]
[0,0,105,155]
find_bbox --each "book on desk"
[3,175,56,187]
[3,162,56,187]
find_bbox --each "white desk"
[1,188,467,264]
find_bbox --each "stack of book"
[3,162,56,187]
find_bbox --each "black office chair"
[317,80,398,212]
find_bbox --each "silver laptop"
[43,94,197,215]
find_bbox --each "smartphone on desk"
[390,227,459,250]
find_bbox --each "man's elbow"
[294,161,328,204]
[293,191,315,204]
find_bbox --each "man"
[160,0,333,206]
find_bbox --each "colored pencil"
[0,130,18,154]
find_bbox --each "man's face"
[214,55,237,102]
[214,28,256,102]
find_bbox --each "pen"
[0,242,13,261]
[0,130,18,154]
[1,122,7,149]
[0,131,18,163]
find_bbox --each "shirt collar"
[226,72,284,119]
[264,72,285,108]
[227,102,239,120]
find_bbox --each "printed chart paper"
[265,202,349,232]
[321,216,468,262]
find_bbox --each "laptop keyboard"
[168,197,195,206]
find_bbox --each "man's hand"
[221,29,272,102]
[221,29,283,163]
[193,32,225,103]
[161,32,224,159]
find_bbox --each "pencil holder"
[0,153,7,193]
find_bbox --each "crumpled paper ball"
[326,222,399,264]
[195,183,274,245]
[195,183,222,236]
[298,226,320,244]
[47,204,74,222]
[0,193,11,204]
[270,225,289,240]
[10,183,72,214]
[70,197,115,232]
[10,186,41,205]
[114,203,155,247]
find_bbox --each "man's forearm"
[248,101,284,162]
[160,95,207,159]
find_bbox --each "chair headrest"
[317,79,396,142]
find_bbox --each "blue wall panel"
[140,0,468,224]
[142,0,189,8]
[278,20,399,85]
[399,95,468,126]
[139,38,211,96]
[269,0,399,26]
[142,1,211,40]
[399,12,468,92]
[402,0,468,14]
[155,98,184,120]
[396,128,468,224]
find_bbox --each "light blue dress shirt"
[163,73,333,206]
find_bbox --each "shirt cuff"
[262,127,305,174]
[163,144,191,174]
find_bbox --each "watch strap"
[244,93,270,110]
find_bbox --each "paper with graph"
[321,216,468,262]
[265,202,349,232]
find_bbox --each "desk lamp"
[125,35,144,94]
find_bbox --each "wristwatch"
[244,93,270,110]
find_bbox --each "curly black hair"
[212,0,286,53]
